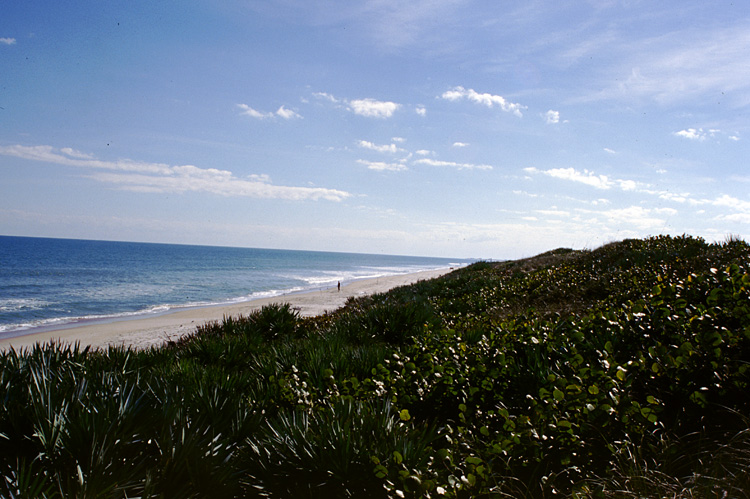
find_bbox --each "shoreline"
[0,268,453,351]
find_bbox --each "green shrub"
[334,294,436,345]
[243,399,440,498]
[2,235,750,497]
[247,303,301,341]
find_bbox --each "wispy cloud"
[585,23,750,106]
[600,206,667,230]
[0,145,350,201]
[0,37,16,45]
[253,0,470,52]
[525,165,750,232]
[357,159,407,171]
[312,92,339,103]
[415,106,427,116]
[536,208,569,217]
[452,142,469,148]
[415,158,493,170]
[440,86,526,117]
[237,104,301,120]
[60,147,95,159]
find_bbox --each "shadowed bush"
[243,399,440,498]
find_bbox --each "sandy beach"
[0,268,453,351]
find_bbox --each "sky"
[1,1,749,259]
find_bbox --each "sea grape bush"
[0,235,749,497]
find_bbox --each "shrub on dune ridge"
[332,293,437,345]
[190,302,302,343]
[0,235,749,497]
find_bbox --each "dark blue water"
[0,236,468,337]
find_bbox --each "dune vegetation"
[1,235,749,498]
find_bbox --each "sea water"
[0,235,469,338]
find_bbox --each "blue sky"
[1,1,749,258]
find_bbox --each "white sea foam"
[285,264,455,288]
[0,236,471,338]
[0,285,313,337]
[0,298,49,313]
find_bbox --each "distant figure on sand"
[337,281,341,291]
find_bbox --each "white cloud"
[237,104,273,119]
[392,137,406,143]
[544,110,560,124]
[237,104,301,120]
[0,37,16,45]
[415,149,432,156]
[603,148,617,154]
[348,98,400,118]
[653,190,694,204]
[357,159,407,171]
[414,158,493,170]
[729,135,740,141]
[716,213,750,224]
[526,166,612,189]
[275,105,302,119]
[452,142,469,148]
[713,194,750,213]
[673,128,711,141]
[415,106,427,116]
[440,86,526,117]
[526,166,646,194]
[0,145,350,201]
[313,91,401,119]
[357,140,400,153]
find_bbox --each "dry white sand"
[0,268,453,351]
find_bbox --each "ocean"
[0,235,469,338]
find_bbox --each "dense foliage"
[1,235,749,498]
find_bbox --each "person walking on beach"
[337,281,341,291]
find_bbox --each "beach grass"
[1,234,749,497]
